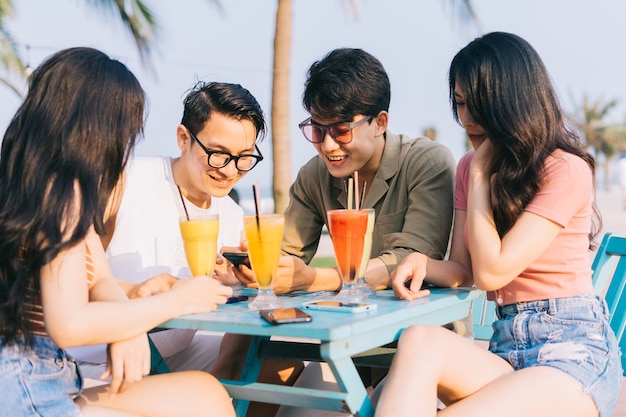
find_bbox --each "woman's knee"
[399,325,448,350]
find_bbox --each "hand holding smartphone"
[222,252,250,268]
[260,307,312,325]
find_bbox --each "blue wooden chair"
[471,294,496,341]
[590,232,626,375]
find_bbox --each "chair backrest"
[591,232,626,375]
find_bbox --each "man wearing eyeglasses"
[249,48,457,417]
[68,82,303,416]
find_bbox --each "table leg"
[232,335,267,417]
[323,354,375,417]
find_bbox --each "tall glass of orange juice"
[179,214,219,277]
[245,213,284,310]
[327,209,369,303]
[356,209,375,296]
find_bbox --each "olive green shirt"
[282,132,456,275]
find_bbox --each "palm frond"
[443,0,482,32]
[85,0,158,72]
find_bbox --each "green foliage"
[573,95,626,156]
[0,0,159,96]
[309,256,337,268]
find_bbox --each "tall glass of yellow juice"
[327,209,369,303]
[179,214,219,277]
[356,209,375,296]
[244,213,284,310]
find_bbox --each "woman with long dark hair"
[0,47,234,417]
[376,32,622,417]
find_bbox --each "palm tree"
[0,0,157,97]
[2,0,478,213]
[269,0,479,212]
[572,95,626,190]
[270,0,293,213]
[0,0,27,95]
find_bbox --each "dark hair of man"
[448,32,601,243]
[302,48,391,122]
[181,81,267,142]
[0,47,145,344]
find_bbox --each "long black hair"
[449,32,601,244]
[0,47,145,344]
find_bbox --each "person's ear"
[374,111,388,135]
[176,124,191,152]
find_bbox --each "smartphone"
[302,300,378,314]
[226,295,249,304]
[260,307,313,325]
[222,252,250,268]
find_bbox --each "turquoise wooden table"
[159,287,481,417]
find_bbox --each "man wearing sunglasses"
[68,81,303,416]
[257,48,455,296]
[255,48,456,417]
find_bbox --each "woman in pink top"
[375,32,622,417]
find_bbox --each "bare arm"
[424,209,473,287]
[466,140,561,290]
[41,228,232,349]
[390,210,473,300]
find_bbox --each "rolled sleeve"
[281,158,327,264]
[376,138,456,273]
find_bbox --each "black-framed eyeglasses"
[298,115,373,144]
[185,127,263,172]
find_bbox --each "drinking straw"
[347,177,354,210]
[177,185,190,221]
[353,171,360,210]
[360,180,367,208]
[252,182,261,231]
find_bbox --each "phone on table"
[222,252,250,268]
[260,307,313,325]
[302,300,378,314]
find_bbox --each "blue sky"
[2,0,625,200]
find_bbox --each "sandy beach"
[597,186,626,239]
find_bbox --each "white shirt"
[69,156,243,363]
[107,156,244,282]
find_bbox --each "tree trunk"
[604,157,611,191]
[271,0,293,213]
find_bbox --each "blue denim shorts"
[0,336,83,417]
[490,294,623,417]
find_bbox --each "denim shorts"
[490,294,623,417]
[0,336,83,417]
